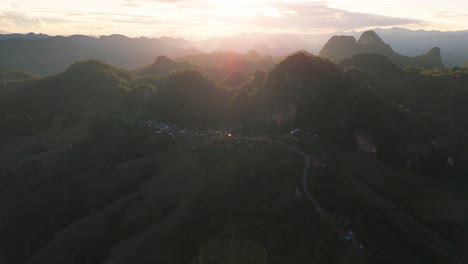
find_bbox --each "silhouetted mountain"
[159,36,193,48]
[176,51,274,82]
[357,31,394,55]
[135,53,268,85]
[342,55,468,137]
[2,29,463,79]
[185,29,468,67]
[338,53,403,80]
[154,56,177,67]
[148,71,226,127]
[0,60,132,137]
[256,52,453,167]
[177,51,271,67]
[335,53,468,173]
[256,52,355,127]
[135,56,196,77]
[0,35,201,75]
[319,36,357,62]
[320,31,443,68]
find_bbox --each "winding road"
[244,137,325,216]
[242,136,363,246]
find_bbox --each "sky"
[1,0,468,39]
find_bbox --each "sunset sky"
[1,0,467,39]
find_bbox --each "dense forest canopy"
[1,33,468,264]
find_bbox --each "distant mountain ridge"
[368,28,468,67]
[136,52,274,83]
[1,28,467,76]
[0,34,202,75]
[320,31,443,68]
[135,56,194,77]
[0,32,50,40]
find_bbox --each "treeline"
[2,53,468,176]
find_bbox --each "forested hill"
[1,51,468,263]
[0,35,196,75]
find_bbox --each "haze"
[1,0,468,39]
[2,0,468,263]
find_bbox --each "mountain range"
[135,52,274,83]
[320,31,444,68]
[0,32,49,40]
[1,28,468,75]
[0,34,201,75]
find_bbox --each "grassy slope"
[313,150,468,263]
[27,141,359,264]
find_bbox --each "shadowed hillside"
[0,60,133,138]
[0,35,200,75]
[255,52,455,169]
[0,51,467,264]
[147,71,227,128]
[135,56,197,78]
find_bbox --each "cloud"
[0,0,424,37]
[219,2,422,32]
[0,11,43,27]
[433,10,468,18]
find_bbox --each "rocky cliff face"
[320,31,444,68]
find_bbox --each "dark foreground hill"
[0,60,229,139]
[0,53,468,264]
[320,31,443,68]
[255,53,457,166]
